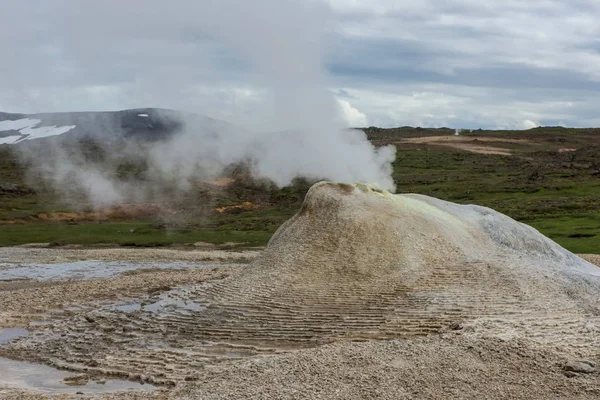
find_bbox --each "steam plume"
[9,0,397,206]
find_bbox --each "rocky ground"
[0,246,261,264]
[581,254,600,266]
[0,247,257,329]
[0,247,598,399]
[6,336,600,400]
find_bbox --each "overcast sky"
[2,0,600,129]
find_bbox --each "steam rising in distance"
[10,0,397,206]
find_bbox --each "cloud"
[1,0,600,128]
[326,0,600,127]
[333,84,596,129]
[337,99,368,126]
[520,119,540,130]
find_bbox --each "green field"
[1,127,599,253]
[0,220,274,248]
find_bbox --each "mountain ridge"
[0,108,227,145]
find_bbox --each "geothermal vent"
[4,182,600,385]
[199,181,600,343]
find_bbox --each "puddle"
[0,260,237,282]
[0,328,29,344]
[113,303,142,313]
[0,357,156,394]
[144,298,206,314]
[110,286,207,315]
[143,287,207,315]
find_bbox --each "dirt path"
[399,135,531,155]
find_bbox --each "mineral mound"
[218,181,600,343]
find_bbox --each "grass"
[390,145,600,254]
[0,220,274,247]
[1,127,599,253]
[527,213,600,254]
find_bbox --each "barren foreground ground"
[0,247,599,399]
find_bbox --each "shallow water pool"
[0,357,157,394]
[0,260,237,281]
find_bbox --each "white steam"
[148,111,395,191]
[179,0,396,191]
[11,0,397,205]
[337,99,369,127]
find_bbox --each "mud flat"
[0,247,249,399]
[0,246,261,264]
[1,183,600,399]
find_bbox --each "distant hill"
[0,108,228,145]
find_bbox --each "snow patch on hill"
[0,118,76,144]
[0,118,42,131]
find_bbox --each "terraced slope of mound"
[192,181,600,348]
[3,182,600,388]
